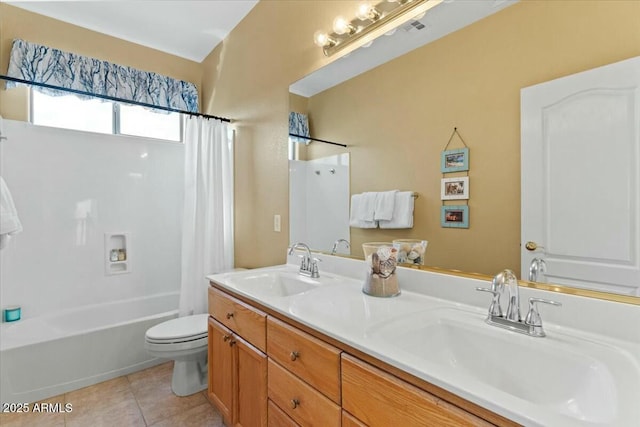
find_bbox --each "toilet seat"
[145,314,209,345]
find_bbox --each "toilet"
[145,313,209,396]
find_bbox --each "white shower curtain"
[179,116,234,316]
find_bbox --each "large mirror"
[289,0,640,300]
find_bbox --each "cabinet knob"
[223,334,232,342]
[226,312,234,319]
[290,351,300,361]
[290,399,300,409]
[229,339,236,347]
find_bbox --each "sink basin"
[227,270,323,298]
[368,308,640,425]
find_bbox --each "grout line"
[126,368,151,426]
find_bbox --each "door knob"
[525,241,541,251]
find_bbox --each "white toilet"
[145,313,209,396]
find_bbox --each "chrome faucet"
[330,239,350,255]
[476,269,561,337]
[288,242,320,278]
[528,257,546,282]
[504,269,521,321]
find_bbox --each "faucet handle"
[476,287,503,317]
[525,297,561,337]
[310,257,321,278]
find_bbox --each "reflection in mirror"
[288,0,640,302]
[289,152,350,255]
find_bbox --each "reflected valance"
[6,39,199,112]
[289,112,310,145]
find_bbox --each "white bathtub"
[0,292,179,403]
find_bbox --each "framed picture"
[441,177,469,200]
[441,148,469,173]
[441,205,469,228]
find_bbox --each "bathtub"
[0,292,179,404]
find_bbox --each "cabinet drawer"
[268,359,341,427]
[209,287,266,352]
[267,316,341,403]
[342,354,492,427]
[342,410,367,427]
[268,399,299,427]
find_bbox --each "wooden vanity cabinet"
[208,288,267,427]
[209,284,515,427]
[342,354,493,427]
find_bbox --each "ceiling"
[6,0,259,62]
[5,0,517,94]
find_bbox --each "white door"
[521,56,640,296]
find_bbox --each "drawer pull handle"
[226,312,234,319]
[290,351,300,361]
[290,399,300,409]
[223,334,232,342]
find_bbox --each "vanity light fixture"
[314,0,443,57]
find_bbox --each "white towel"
[0,176,23,249]
[379,191,414,229]
[358,192,377,222]
[373,190,398,221]
[350,194,377,228]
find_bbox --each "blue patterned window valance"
[289,112,310,145]
[7,39,199,113]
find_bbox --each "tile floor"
[0,362,225,427]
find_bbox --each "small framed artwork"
[441,148,469,173]
[441,177,469,200]
[441,205,469,228]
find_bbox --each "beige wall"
[2,1,638,274]
[0,3,202,120]
[200,1,360,268]
[203,0,640,273]
[303,0,640,274]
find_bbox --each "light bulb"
[356,2,380,21]
[333,16,354,35]
[313,31,331,47]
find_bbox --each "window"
[118,104,181,141]
[32,90,113,134]
[31,90,182,142]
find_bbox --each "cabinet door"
[342,354,491,427]
[209,317,236,426]
[236,335,268,427]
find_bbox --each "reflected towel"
[0,176,22,248]
[379,191,414,229]
[373,190,398,221]
[350,194,377,228]
[357,192,377,222]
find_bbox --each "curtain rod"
[0,74,232,123]
[288,133,347,148]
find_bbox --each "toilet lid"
[146,314,209,343]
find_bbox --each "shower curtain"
[179,116,234,316]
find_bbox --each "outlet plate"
[274,214,281,232]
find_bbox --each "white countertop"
[208,253,640,427]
